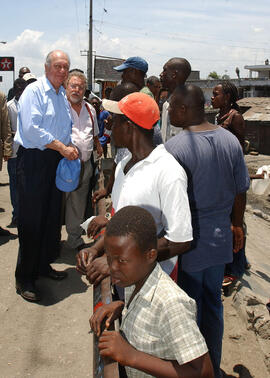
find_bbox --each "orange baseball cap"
[102,92,160,130]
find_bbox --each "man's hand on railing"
[86,255,110,286]
[92,188,108,205]
[98,331,136,367]
[90,301,124,337]
[87,215,109,238]
[76,247,99,275]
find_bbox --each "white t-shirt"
[161,100,182,142]
[111,144,193,275]
[70,100,99,162]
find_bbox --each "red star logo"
[0,58,13,70]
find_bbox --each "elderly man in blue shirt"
[15,50,78,302]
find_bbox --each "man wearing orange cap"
[76,92,193,286]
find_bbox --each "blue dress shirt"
[15,76,72,150]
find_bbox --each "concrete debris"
[233,287,270,373]
[245,205,270,222]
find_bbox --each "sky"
[1,0,270,94]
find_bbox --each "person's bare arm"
[230,112,246,151]
[92,162,117,205]
[157,238,191,261]
[99,331,213,378]
[94,135,103,157]
[231,192,246,253]
[46,140,79,160]
[250,171,270,180]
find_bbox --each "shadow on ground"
[34,266,89,306]
[0,232,18,246]
[222,364,253,377]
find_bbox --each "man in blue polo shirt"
[113,56,148,91]
[15,50,79,302]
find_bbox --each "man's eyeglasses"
[69,84,85,91]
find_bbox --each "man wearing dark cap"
[113,56,148,90]
[7,67,31,101]
[114,56,163,146]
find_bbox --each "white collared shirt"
[70,100,99,162]
[161,99,183,142]
[111,144,193,275]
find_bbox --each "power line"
[93,18,270,52]
[96,0,107,51]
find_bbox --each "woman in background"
[212,81,250,287]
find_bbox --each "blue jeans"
[7,157,18,220]
[178,264,225,378]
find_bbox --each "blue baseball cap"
[56,158,81,192]
[113,56,148,74]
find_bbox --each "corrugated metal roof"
[94,57,124,82]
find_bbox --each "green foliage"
[208,71,220,79]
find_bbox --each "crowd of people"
[0,49,253,378]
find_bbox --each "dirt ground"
[0,154,270,378]
[220,210,270,377]
[0,166,94,378]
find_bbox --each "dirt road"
[0,165,94,378]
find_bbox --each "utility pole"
[88,0,93,90]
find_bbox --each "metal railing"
[93,159,119,378]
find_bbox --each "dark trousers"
[15,147,63,284]
[179,264,225,378]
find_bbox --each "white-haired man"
[65,70,102,250]
[15,50,79,302]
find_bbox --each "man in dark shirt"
[165,84,250,378]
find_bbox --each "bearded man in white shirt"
[65,71,103,250]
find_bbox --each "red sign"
[0,57,14,71]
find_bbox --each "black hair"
[218,80,240,111]
[147,76,160,86]
[174,84,205,111]
[105,206,157,252]
[110,82,138,101]
[69,68,84,74]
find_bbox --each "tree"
[208,71,220,80]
